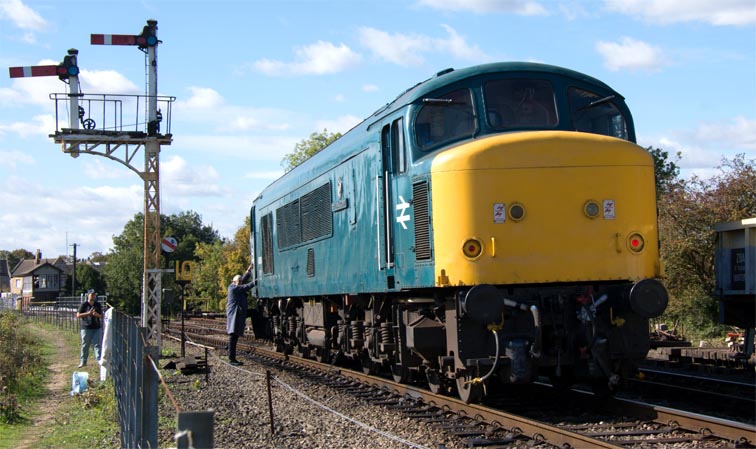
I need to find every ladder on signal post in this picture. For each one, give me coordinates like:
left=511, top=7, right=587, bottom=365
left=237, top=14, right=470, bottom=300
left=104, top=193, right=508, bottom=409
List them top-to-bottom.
left=8, top=19, right=173, bottom=349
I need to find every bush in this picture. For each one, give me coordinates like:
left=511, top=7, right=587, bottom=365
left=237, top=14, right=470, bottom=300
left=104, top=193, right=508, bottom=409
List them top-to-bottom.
left=0, top=311, right=44, bottom=423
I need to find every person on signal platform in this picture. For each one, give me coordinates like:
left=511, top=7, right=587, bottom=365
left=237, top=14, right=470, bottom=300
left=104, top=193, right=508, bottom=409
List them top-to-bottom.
left=226, top=264, right=255, bottom=366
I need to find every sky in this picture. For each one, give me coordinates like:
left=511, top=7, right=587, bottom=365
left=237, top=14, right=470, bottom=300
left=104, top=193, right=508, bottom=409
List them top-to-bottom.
left=0, top=0, right=754, bottom=260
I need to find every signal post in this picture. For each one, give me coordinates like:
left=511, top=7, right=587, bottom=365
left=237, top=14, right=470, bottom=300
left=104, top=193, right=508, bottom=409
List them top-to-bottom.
left=8, top=19, right=174, bottom=348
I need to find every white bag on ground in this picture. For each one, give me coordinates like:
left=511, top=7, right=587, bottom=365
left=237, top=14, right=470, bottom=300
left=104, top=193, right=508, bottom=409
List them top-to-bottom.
left=71, top=371, right=89, bottom=395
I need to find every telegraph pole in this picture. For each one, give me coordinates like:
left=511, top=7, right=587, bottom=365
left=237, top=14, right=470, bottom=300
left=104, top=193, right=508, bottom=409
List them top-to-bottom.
left=71, top=243, right=78, bottom=296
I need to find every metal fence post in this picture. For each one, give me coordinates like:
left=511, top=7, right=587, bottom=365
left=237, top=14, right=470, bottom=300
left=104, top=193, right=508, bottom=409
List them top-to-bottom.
left=143, top=345, right=159, bottom=448
left=176, top=411, right=214, bottom=449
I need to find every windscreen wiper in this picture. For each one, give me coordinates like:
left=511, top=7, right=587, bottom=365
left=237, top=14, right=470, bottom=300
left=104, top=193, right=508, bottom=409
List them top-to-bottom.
left=577, top=94, right=616, bottom=111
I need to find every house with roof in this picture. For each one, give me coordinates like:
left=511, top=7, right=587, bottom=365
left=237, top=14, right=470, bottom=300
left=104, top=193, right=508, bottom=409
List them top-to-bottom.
left=10, top=250, right=65, bottom=302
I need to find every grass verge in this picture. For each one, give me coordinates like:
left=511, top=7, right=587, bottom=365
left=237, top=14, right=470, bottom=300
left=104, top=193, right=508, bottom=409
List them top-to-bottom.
left=0, top=317, right=119, bottom=449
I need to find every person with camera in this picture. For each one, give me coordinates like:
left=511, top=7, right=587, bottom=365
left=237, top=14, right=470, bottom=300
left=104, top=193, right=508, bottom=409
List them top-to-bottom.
left=76, top=289, right=103, bottom=368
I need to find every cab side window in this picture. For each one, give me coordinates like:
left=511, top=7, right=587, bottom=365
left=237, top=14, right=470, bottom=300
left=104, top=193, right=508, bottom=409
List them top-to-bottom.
left=568, top=87, right=628, bottom=140
left=415, top=88, right=474, bottom=150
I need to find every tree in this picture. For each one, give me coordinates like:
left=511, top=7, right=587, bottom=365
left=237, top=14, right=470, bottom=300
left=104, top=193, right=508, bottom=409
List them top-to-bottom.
left=281, top=129, right=342, bottom=172
left=646, top=146, right=681, bottom=198
left=658, top=154, right=756, bottom=337
left=103, top=211, right=221, bottom=315
left=103, top=214, right=144, bottom=314
left=193, top=217, right=253, bottom=312
left=193, top=240, right=227, bottom=311
left=0, top=249, right=34, bottom=273
left=73, top=264, right=106, bottom=297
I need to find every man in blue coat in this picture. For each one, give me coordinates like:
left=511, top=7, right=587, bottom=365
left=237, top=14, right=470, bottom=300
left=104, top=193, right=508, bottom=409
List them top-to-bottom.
left=227, top=264, right=255, bottom=366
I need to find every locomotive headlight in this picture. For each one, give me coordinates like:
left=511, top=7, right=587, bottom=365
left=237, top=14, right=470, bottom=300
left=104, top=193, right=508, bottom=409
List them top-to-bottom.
left=584, top=200, right=600, bottom=219
left=508, top=203, right=526, bottom=222
left=627, top=233, right=645, bottom=253
left=462, top=238, right=483, bottom=259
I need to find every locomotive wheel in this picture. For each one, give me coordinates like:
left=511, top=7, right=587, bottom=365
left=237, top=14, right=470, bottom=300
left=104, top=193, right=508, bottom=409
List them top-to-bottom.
left=315, top=348, right=330, bottom=363
left=360, top=353, right=376, bottom=375
left=391, top=364, right=410, bottom=383
left=426, top=369, right=449, bottom=394
left=456, top=374, right=483, bottom=403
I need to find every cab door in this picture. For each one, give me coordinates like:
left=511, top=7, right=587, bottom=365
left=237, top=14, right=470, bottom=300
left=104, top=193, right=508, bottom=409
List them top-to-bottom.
left=379, top=116, right=412, bottom=290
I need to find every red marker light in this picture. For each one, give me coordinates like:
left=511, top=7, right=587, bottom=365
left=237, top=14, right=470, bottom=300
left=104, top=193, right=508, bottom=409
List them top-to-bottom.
left=628, top=233, right=644, bottom=253
left=462, top=238, right=483, bottom=259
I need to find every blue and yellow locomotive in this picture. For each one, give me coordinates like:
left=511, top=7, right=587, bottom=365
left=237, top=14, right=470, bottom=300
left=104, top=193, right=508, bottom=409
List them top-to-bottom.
left=250, top=62, right=668, bottom=402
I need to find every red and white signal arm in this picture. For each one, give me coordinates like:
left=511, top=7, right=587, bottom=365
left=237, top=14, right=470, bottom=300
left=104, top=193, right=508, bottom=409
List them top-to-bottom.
left=161, top=236, right=178, bottom=253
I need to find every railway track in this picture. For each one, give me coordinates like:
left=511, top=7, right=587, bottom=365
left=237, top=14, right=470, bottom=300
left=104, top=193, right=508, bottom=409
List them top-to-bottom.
left=165, top=319, right=756, bottom=448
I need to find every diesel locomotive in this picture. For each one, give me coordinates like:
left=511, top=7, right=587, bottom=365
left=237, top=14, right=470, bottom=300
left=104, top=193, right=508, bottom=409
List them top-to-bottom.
left=249, top=62, right=668, bottom=402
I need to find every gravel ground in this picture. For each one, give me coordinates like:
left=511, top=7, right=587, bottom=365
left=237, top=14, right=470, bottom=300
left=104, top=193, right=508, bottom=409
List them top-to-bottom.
left=157, top=341, right=475, bottom=449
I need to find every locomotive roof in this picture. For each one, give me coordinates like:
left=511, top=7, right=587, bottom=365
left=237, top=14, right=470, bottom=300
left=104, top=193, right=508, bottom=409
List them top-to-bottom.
left=371, top=61, right=619, bottom=120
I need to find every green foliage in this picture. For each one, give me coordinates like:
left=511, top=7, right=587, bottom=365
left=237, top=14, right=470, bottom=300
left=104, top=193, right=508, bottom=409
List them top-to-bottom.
left=281, top=128, right=342, bottom=172
left=646, top=146, right=681, bottom=198
left=658, top=154, right=756, bottom=339
left=104, top=211, right=221, bottom=315
left=103, top=214, right=145, bottom=315
left=192, top=217, right=254, bottom=312
left=193, top=240, right=227, bottom=311
left=0, top=249, right=34, bottom=274
left=66, top=264, right=107, bottom=297
left=0, top=311, right=44, bottom=424
left=35, top=380, right=119, bottom=448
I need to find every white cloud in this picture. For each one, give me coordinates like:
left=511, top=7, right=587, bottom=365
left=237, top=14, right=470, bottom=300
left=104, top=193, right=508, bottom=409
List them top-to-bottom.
left=0, top=0, right=47, bottom=31
left=417, top=0, right=547, bottom=15
left=603, top=0, right=756, bottom=26
left=359, top=25, right=491, bottom=66
left=438, top=25, right=492, bottom=62
left=358, top=27, right=430, bottom=66
left=595, top=36, right=666, bottom=71
left=254, top=41, right=362, bottom=76
left=3, top=64, right=62, bottom=107
left=79, top=69, right=141, bottom=95
left=362, top=84, right=379, bottom=93
left=174, top=86, right=295, bottom=132
left=179, top=86, right=224, bottom=110
left=0, top=114, right=54, bottom=138
left=313, top=115, right=363, bottom=135
left=640, top=116, right=756, bottom=173
left=694, top=116, right=756, bottom=151
left=173, top=134, right=298, bottom=162
left=0, top=149, right=34, bottom=170
left=161, top=155, right=228, bottom=198
left=82, top=158, right=131, bottom=180
left=0, top=176, right=143, bottom=255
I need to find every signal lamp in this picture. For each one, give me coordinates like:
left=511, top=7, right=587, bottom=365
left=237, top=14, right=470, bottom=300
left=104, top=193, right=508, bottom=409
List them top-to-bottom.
left=56, top=55, right=79, bottom=79
left=584, top=200, right=600, bottom=218
left=509, top=203, right=525, bottom=221
left=627, top=233, right=645, bottom=253
left=462, top=238, right=483, bottom=259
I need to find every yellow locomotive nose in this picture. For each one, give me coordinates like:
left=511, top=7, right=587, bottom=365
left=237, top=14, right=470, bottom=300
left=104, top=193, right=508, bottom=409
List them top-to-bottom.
left=430, top=131, right=661, bottom=287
